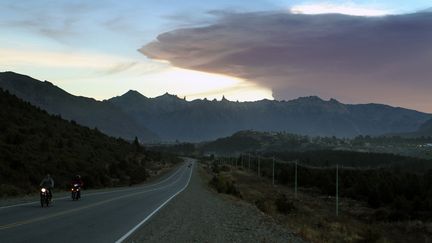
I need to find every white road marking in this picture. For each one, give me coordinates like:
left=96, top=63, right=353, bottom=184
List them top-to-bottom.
left=115, top=161, right=194, bottom=243
left=0, top=164, right=185, bottom=210
left=0, top=166, right=189, bottom=230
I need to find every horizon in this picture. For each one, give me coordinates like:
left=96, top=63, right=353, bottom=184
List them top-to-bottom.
left=1, top=1, right=431, bottom=112
left=3, top=70, right=429, bottom=114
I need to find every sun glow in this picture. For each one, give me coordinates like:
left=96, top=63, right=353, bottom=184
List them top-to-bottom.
left=0, top=47, right=272, bottom=102
left=134, top=67, right=274, bottom=102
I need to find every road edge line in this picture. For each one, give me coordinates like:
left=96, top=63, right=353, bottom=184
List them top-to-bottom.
left=115, top=162, right=194, bottom=243
left=0, top=163, right=185, bottom=210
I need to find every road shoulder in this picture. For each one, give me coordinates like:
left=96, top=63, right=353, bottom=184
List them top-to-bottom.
left=127, top=163, right=303, bottom=243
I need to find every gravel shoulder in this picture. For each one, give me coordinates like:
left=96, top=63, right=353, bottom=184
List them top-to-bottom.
left=128, top=164, right=303, bottom=243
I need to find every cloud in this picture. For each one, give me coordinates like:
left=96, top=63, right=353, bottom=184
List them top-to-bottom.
left=290, top=3, right=391, bottom=16
left=139, top=11, right=432, bottom=112
left=0, top=47, right=134, bottom=69
left=102, top=62, right=139, bottom=75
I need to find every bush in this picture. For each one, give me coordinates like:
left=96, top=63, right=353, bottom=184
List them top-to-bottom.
left=212, top=165, right=220, bottom=174
left=220, top=165, right=231, bottom=172
left=130, top=166, right=149, bottom=184
left=209, top=175, right=241, bottom=197
left=0, top=184, right=20, bottom=197
left=275, top=193, right=295, bottom=214
left=255, top=198, right=273, bottom=213
left=372, top=208, right=391, bottom=221
left=360, top=226, right=382, bottom=243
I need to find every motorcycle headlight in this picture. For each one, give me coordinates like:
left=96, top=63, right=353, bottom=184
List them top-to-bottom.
left=41, top=188, right=46, bottom=192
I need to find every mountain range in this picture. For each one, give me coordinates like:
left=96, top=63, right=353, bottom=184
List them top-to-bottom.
left=1, top=71, right=431, bottom=142
left=0, top=72, right=158, bottom=142
left=108, top=90, right=432, bottom=141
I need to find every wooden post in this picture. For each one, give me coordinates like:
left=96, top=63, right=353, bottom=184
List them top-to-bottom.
left=272, top=156, right=275, bottom=185
left=258, top=157, right=260, bottom=177
left=295, top=160, right=298, bottom=199
left=336, top=164, right=339, bottom=216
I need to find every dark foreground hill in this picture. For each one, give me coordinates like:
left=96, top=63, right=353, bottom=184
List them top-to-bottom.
left=0, top=72, right=158, bottom=142
left=0, top=88, right=177, bottom=197
left=109, top=90, right=431, bottom=142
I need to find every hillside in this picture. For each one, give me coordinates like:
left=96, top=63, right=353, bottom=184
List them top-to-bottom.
left=0, top=72, right=158, bottom=142
left=0, top=88, right=176, bottom=197
left=109, top=90, right=431, bottom=142
left=391, top=118, right=432, bottom=138
left=418, top=119, right=432, bottom=136
left=199, top=130, right=432, bottom=160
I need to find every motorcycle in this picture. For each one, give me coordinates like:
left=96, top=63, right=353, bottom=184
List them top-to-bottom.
left=71, top=184, right=81, bottom=200
left=40, top=187, right=51, bottom=207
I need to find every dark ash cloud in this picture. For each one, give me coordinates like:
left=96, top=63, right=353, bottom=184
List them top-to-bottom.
left=139, top=11, right=432, bottom=112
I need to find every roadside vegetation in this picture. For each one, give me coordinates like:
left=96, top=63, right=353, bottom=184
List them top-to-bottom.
left=0, top=89, right=181, bottom=197
left=200, top=130, right=432, bottom=159
left=203, top=160, right=432, bottom=242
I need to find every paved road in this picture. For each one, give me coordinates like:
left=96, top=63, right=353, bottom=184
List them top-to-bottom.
left=0, top=159, right=194, bottom=243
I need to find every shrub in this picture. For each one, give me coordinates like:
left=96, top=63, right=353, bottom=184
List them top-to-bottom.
left=220, top=165, right=231, bottom=172
left=209, top=174, right=241, bottom=197
left=0, top=184, right=20, bottom=197
left=275, top=193, right=295, bottom=214
left=255, top=198, right=273, bottom=213
left=372, top=208, right=391, bottom=221
left=360, top=226, right=382, bottom=243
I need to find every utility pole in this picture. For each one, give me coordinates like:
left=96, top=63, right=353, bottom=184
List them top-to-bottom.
left=248, top=153, right=251, bottom=170
left=272, top=156, right=275, bottom=186
left=258, top=157, right=260, bottom=177
left=295, top=160, right=298, bottom=199
left=336, top=164, right=339, bottom=217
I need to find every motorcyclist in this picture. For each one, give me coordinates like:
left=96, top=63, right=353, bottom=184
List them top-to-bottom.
left=39, top=174, right=54, bottom=201
left=71, top=175, right=84, bottom=198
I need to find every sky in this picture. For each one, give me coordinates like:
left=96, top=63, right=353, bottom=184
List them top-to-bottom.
left=0, top=0, right=431, bottom=112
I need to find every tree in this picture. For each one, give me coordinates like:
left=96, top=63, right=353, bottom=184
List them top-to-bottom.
left=133, top=136, right=142, bottom=153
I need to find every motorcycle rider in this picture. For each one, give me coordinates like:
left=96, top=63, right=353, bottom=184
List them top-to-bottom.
left=39, top=174, right=54, bottom=201
left=71, top=175, right=84, bottom=198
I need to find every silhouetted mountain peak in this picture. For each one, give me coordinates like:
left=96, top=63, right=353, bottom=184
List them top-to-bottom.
left=125, top=89, right=143, bottom=96
left=121, top=90, right=147, bottom=100
left=154, top=92, right=182, bottom=102
left=221, top=95, right=228, bottom=101
left=289, top=96, right=344, bottom=106
left=292, top=96, right=324, bottom=103
left=329, top=98, right=341, bottom=104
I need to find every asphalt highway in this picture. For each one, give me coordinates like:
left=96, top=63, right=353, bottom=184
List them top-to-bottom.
left=0, top=158, right=194, bottom=243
